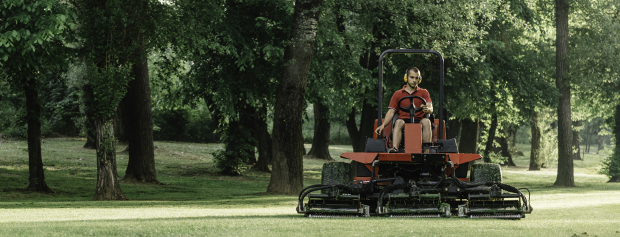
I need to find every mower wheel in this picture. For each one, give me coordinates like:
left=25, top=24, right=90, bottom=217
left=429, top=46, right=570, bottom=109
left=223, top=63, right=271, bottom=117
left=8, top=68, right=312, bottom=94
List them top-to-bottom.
left=349, top=161, right=359, bottom=179
left=321, top=162, right=351, bottom=186
left=471, top=163, right=503, bottom=183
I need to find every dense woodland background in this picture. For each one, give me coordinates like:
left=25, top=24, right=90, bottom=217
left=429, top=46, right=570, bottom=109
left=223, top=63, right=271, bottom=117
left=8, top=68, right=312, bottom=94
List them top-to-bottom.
left=1, top=0, right=620, bottom=197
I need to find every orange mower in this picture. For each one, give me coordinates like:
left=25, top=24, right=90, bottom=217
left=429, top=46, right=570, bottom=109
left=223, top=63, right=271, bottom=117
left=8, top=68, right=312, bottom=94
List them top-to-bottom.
left=296, top=49, right=533, bottom=219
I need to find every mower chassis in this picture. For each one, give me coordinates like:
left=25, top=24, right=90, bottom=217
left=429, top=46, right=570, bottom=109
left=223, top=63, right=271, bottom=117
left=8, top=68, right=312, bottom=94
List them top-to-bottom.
left=298, top=152, right=530, bottom=219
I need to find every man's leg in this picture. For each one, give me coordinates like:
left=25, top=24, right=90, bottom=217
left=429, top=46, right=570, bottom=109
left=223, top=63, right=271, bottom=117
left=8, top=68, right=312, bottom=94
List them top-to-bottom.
left=421, top=118, right=432, bottom=153
left=393, top=119, right=405, bottom=151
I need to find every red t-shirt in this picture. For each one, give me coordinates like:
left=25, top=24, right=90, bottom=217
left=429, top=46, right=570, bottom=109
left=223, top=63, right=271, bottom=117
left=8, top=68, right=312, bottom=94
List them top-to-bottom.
left=388, top=85, right=432, bottom=120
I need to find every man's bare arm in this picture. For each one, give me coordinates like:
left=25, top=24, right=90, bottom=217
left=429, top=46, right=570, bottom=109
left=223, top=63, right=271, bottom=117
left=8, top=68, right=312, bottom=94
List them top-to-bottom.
left=375, top=109, right=396, bottom=135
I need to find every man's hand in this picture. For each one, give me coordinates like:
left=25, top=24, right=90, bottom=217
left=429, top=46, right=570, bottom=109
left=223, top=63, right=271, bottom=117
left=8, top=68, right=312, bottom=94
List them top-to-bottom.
left=422, top=103, right=433, bottom=114
left=375, top=125, right=384, bottom=135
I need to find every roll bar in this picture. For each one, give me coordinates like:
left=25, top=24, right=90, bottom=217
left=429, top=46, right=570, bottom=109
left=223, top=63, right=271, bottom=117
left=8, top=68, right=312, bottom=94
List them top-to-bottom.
left=377, top=49, right=444, bottom=140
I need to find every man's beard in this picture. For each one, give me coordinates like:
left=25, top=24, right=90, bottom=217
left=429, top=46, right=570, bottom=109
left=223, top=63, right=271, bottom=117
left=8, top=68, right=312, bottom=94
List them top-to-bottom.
left=409, top=82, right=418, bottom=89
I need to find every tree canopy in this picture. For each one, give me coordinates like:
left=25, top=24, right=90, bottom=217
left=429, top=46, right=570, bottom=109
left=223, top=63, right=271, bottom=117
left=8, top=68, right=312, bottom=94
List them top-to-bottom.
left=3, top=0, right=620, bottom=193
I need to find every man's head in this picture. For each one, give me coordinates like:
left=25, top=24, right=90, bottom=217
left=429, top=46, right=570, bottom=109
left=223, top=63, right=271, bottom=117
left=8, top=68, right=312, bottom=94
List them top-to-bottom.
left=405, top=67, right=422, bottom=90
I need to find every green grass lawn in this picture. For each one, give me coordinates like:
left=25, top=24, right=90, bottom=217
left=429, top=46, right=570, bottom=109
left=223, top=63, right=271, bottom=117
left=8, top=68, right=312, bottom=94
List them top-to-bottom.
left=1, top=138, right=620, bottom=236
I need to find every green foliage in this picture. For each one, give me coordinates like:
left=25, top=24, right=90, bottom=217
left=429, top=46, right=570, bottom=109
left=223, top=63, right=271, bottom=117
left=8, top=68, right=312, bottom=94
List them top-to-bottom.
left=0, top=0, right=75, bottom=67
left=0, top=0, right=76, bottom=140
left=72, top=0, right=174, bottom=120
left=167, top=0, right=294, bottom=175
left=175, top=0, right=292, bottom=118
left=309, top=0, right=502, bottom=120
left=448, top=0, right=558, bottom=124
left=569, top=0, right=620, bottom=127
left=84, top=63, right=132, bottom=119
left=0, top=71, right=81, bottom=138
left=39, top=76, right=82, bottom=136
left=600, top=103, right=620, bottom=179
left=152, top=105, right=218, bottom=143
left=529, top=108, right=559, bottom=168
left=96, top=119, right=116, bottom=158
left=212, top=125, right=255, bottom=176
left=600, top=149, right=620, bottom=179
left=485, top=150, right=508, bottom=164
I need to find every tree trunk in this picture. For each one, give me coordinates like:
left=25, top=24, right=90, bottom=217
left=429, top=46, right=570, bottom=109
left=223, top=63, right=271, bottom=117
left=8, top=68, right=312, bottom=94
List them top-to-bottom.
left=267, top=0, right=322, bottom=194
left=554, top=0, right=574, bottom=187
left=122, top=42, right=159, bottom=184
left=23, top=77, right=53, bottom=193
left=82, top=84, right=97, bottom=149
left=204, top=95, right=223, bottom=140
left=114, top=99, right=128, bottom=144
left=346, top=101, right=377, bottom=152
left=306, top=102, right=332, bottom=160
left=238, top=105, right=258, bottom=165
left=251, top=107, right=272, bottom=172
left=345, top=107, right=361, bottom=151
left=483, top=109, right=498, bottom=163
left=445, top=111, right=461, bottom=142
left=529, top=111, right=543, bottom=170
left=93, top=118, right=126, bottom=200
left=458, top=118, right=479, bottom=154
left=572, top=120, right=581, bottom=160
left=583, top=122, right=592, bottom=153
left=499, top=125, right=516, bottom=167
left=597, top=135, right=605, bottom=154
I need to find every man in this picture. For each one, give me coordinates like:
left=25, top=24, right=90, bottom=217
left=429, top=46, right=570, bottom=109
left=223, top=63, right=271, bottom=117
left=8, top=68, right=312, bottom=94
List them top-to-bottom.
left=375, top=67, right=433, bottom=153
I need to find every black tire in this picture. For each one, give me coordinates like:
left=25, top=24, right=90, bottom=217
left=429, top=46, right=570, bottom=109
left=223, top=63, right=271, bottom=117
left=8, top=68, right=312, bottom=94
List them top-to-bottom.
left=349, top=161, right=358, bottom=180
left=321, top=162, right=351, bottom=186
left=454, top=162, right=469, bottom=178
left=470, top=163, right=502, bottom=183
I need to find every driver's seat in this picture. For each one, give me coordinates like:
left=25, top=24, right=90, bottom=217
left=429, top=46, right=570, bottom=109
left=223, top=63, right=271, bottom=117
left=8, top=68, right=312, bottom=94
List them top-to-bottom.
left=388, top=113, right=435, bottom=152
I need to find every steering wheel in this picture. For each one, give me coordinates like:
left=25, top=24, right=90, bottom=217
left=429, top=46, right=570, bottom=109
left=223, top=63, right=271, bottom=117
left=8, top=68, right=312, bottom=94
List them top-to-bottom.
left=398, top=95, right=427, bottom=122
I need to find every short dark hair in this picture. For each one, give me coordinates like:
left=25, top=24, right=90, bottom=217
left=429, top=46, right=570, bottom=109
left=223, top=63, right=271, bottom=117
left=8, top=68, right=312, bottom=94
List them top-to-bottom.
left=406, top=67, right=421, bottom=77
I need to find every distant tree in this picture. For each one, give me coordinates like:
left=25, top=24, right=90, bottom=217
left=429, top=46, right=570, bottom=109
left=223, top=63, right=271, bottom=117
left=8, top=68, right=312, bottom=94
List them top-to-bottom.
left=0, top=0, right=75, bottom=192
left=73, top=0, right=162, bottom=199
left=74, top=0, right=170, bottom=185
left=119, top=0, right=165, bottom=184
left=469, top=0, right=557, bottom=165
left=553, top=0, right=574, bottom=187
left=567, top=0, right=620, bottom=181
left=87, top=64, right=131, bottom=200
left=305, top=102, right=332, bottom=160
left=601, top=103, right=620, bottom=182
left=250, top=107, right=273, bottom=172
left=483, top=109, right=498, bottom=163
left=529, top=111, right=543, bottom=170
left=458, top=118, right=480, bottom=154
left=572, top=120, right=582, bottom=160
left=498, top=123, right=517, bottom=166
